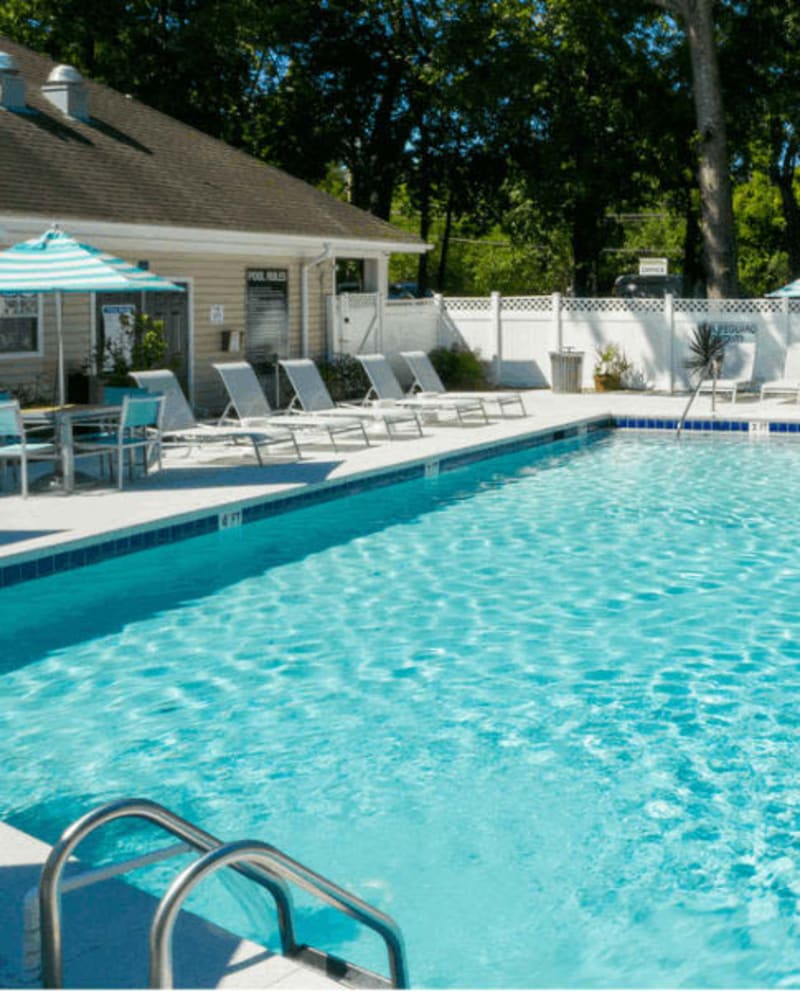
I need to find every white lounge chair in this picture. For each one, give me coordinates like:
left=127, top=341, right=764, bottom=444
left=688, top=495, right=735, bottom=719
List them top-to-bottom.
left=695, top=337, right=757, bottom=404
left=760, top=340, right=800, bottom=403
left=400, top=350, right=526, bottom=416
left=357, top=353, right=489, bottom=425
left=279, top=359, right=424, bottom=440
left=213, top=361, right=380, bottom=451
left=131, top=369, right=300, bottom=463
left=0, top=400, right=57, bottom=498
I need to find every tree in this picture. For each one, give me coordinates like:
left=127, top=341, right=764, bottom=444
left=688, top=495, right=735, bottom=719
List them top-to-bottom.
left=0, top=0, right=282, bottom=146
left=650, top=0, right=739, bottom=297
left=724, top=2, right=800, bottom=283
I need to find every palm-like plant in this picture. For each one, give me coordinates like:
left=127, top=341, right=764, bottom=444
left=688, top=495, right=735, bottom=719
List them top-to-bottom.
left=684, top=321, right=730, bottom=416
left=685, top=322, right=728, bottom=379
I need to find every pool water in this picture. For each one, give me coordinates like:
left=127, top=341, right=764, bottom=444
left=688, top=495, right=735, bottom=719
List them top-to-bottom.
left=4, top=432, right=800, bottom=988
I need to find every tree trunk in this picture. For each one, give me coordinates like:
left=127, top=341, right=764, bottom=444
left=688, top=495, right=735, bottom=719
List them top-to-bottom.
left=657, top=0, right=739, bottom=297
left=416, top=132, right=431, bottom=294
left=771, top=137, right=800, bottom=279
left=682, top=192, right=704, bottom=297
left=437, top=195, right=454, bottom=291
left=571, top=199, right=603, bottom=297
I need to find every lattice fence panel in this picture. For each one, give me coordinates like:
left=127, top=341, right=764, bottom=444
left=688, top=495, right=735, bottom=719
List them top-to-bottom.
left=502, top=296, right=553, bottom=312
left=443, top=297, right=492, bottom=312
left=562, top=297, right=665, bottom=314
left=674, top=298, right=785, bottom=315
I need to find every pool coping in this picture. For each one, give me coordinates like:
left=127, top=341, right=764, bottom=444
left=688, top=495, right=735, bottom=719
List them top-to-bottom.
left=3, top=408, right=800, bottom=589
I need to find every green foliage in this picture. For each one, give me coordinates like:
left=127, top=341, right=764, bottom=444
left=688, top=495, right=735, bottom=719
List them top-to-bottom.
left=6, top=0, right=800, bottom=295
left=734, top=170, right=791, bottom=296
left=87, top=312, right=169, bottom=386
left=123, top=312, right=168, bottom=371
left=685, top=323, right=727, bottom=377
left=593, top=343, right=632, bottom=380
left=428, top=346, right=487, bottom=390
left=316, top=354, right=370, bottom=402
left=0, top=375, right=51, bottom=407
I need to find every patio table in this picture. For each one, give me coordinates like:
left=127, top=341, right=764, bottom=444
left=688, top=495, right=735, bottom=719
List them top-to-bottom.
left=23, top=404, right=121, bottom=493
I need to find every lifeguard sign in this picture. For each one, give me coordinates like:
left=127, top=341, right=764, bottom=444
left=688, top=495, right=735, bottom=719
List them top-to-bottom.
left=639, top=258, right=669, bottom=276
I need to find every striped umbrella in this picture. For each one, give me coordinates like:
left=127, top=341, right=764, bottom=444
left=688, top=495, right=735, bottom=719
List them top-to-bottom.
left=0, top=227, right=183, bottom=405
left=767, top=278, right=800, bottom=297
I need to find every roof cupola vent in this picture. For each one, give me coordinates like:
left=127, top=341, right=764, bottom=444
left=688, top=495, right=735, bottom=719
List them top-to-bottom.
left=0, top=52, right=27, bottom=112
left=41, top=63, right=88, bottom=121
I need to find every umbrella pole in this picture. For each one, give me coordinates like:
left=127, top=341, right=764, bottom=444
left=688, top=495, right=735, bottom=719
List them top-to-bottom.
left=56, top=290, right=65, bottom=407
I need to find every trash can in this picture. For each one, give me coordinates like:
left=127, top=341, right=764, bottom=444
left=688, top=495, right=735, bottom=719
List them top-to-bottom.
left=549, top=349, right=584, bottom=393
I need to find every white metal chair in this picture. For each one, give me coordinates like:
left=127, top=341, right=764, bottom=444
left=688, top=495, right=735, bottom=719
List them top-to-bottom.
left=695, top=337, right=758, bottom=404
left=760, top=340, right=800, bottom=403
left=400, top=350, right=526, bottom=416
left=357, top=354, right=489, bottom=425
left=280, top=359, right=423, bottom=441
left=212, top=360, right=384, bottom=450
left=132, top=369, right=300, bottom=462
left=73, top=393, right=165, bottom=490
left=0, top=400, right=57, bottom=498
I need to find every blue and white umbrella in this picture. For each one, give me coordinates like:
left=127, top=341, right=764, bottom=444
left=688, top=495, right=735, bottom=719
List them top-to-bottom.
left=0, top=227, right=183, bottom=404
left=767, top=278, right=800, bottom=297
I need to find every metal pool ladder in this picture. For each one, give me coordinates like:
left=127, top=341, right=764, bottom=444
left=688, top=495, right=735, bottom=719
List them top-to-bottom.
left=35, top=797, right=409, bottom=989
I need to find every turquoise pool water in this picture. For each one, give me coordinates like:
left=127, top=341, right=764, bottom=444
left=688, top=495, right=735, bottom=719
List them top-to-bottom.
left=4, top=432, right=800, bottom=988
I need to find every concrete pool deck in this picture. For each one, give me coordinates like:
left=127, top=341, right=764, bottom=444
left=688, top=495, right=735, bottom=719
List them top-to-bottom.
left=3, top=385, right=800, bottom=989
left=3, top=387, right=800, bottom=573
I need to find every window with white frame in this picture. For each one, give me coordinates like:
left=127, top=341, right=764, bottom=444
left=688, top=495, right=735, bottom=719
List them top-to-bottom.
left=0, top=294, right=39, bottom=354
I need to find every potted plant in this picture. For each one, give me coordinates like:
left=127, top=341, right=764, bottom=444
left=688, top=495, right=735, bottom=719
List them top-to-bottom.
left=85, top=312, right=169, bottom=402
left=593, top=343, right=632, bottom=391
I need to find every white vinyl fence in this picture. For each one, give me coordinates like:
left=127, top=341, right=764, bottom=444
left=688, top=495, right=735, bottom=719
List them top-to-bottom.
left=327, top=291, right=800, bottom=392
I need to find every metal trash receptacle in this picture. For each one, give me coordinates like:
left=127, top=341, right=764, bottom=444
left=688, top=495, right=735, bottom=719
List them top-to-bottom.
left=549, top=349, right=584, bottom=393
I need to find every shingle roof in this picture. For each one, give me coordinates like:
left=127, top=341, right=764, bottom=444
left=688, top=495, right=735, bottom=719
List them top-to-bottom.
left=0, top=38, right=422, bottom=246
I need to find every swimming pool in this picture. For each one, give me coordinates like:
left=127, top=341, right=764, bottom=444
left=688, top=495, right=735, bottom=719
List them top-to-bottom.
left=4, top=431, right=800, bottom=988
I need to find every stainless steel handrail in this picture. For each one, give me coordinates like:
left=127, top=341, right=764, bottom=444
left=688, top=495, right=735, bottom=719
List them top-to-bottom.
left=676, top=361, right=718, bottom=438
left=38, top=797, right=296, bottom=988
left=149, top=839, right=409, bottom=989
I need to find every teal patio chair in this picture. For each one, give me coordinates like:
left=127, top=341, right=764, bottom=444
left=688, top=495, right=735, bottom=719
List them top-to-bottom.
left=73, top=393, right=166, bottom=490
left=0, top=400, right=57, bottom=498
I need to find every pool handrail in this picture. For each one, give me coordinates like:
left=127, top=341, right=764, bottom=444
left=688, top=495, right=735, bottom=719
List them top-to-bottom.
left=677, top=360, right=718, bottom=438
left=38, top=797, right=297, bottom=988
left=149, top=839, right=409, bottom=989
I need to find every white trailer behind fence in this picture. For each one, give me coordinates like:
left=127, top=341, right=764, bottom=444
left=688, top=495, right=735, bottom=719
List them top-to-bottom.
left=326, top=291, right=800, bottom=392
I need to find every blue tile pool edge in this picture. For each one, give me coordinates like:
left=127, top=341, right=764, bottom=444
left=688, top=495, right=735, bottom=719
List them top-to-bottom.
left=4, top=411, right=799, bottom=589
left=0, top=418, right=607, bottom=588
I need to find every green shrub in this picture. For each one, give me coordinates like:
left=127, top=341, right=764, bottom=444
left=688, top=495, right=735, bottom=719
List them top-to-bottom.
left=428, top=346, right=488, bottom=390
left=317, top=354, right=370, bottom=402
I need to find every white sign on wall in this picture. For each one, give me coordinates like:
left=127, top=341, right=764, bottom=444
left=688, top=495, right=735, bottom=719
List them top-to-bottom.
left=101, top=304, right=136, bottom=367
left=209, top=304, right=225, bottom=324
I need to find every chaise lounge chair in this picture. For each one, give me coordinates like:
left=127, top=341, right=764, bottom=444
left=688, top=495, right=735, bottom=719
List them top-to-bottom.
left=695, top=337, right=758, bottom=404
left=760, top=340, right=800, bottom=404
left=400, top=350, right=527, bottom=416
left=356, top=354, right=489, bottom=425
left=279, top=359, right=424, bottom=440
left=213, top=360, right=382, bottom=451
left=131, top=369, right=300, bottom=463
